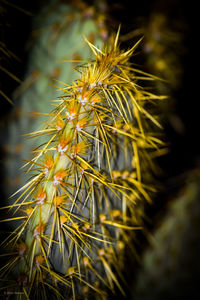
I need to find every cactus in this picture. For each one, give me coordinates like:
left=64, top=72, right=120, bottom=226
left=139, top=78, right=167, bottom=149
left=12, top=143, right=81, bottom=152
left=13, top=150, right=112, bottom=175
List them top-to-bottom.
left=2, top=0, right=108, bottom=199
left=0, top=1, right=166, bottom=299
left=122, top=8, right=184, bottom=134
left=140, top=12, right=184, bottom=133
left=141, top=13, right=183, bottom=89
left=133, top=168, right=200, bottom=300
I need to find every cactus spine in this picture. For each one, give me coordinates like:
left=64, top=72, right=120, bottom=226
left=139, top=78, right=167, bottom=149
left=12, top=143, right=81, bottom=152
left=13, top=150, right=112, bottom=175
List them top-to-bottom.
left=3, top=0, right=106, bottom=198
left=0, top=14, right=165, bottom=300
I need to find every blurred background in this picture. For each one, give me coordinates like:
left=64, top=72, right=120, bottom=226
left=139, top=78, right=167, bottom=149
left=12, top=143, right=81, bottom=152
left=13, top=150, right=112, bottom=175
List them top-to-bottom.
left=0, top=0, right=197, bottom=299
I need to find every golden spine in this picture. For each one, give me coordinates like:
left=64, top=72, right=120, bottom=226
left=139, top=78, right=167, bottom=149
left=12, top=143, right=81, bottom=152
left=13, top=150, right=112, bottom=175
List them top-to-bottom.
left=0, top=31, right=165, bottom=299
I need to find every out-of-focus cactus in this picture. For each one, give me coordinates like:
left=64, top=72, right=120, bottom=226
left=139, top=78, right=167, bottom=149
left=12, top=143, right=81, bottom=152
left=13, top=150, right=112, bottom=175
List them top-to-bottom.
left=0, top=3, right=166, bottom=298
left=122, top=9, right=184, bottom=135
left=141, top=13, right=183, bottom=89
left=133, top=168, right=200, bottom=300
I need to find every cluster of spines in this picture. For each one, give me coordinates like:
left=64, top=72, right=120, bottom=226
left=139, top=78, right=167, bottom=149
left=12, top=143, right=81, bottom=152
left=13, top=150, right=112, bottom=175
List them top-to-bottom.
left=2, top=0, right=109, bottom=197
left=0, top=31, right=165, bottom=299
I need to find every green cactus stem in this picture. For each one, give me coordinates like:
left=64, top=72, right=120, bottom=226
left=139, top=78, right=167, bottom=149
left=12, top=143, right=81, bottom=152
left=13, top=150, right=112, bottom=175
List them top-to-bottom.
left=0, top=7, right=165, bottom=299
